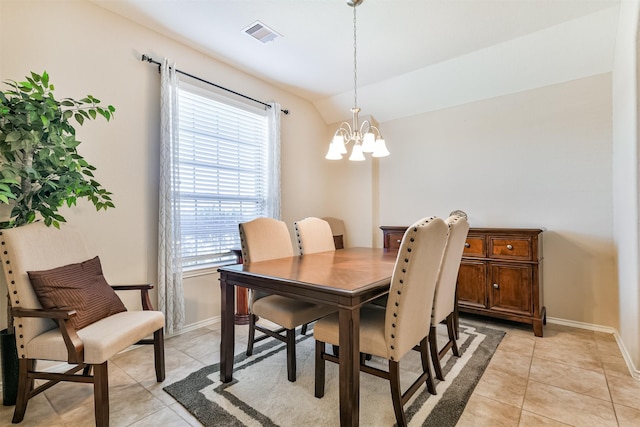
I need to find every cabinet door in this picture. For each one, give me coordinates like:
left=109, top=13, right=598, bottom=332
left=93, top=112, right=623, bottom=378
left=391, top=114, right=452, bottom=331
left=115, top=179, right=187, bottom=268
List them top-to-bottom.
left=457, top=260, right=487, bottom=309
left=488, top=263, right=533, bottom=316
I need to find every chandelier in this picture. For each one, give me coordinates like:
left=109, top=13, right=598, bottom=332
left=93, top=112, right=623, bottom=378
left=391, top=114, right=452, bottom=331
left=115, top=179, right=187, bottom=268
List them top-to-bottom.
left=325, top=0, right=390, bottom=161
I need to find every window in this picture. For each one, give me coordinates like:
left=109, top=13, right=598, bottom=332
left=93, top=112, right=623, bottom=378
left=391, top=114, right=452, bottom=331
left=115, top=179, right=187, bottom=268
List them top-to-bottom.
left=177, top=84, right=270, bottom=269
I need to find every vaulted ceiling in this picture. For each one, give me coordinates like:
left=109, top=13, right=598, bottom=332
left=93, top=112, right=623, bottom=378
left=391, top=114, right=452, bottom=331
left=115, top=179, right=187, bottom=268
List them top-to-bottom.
left=92, top=0, right=621, bottom=124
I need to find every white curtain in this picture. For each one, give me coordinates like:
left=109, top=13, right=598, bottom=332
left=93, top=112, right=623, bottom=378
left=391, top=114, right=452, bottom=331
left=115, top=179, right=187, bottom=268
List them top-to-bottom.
left=158, top=58, right=185, bottom=334
left=266, top=102, right=282, bottom=219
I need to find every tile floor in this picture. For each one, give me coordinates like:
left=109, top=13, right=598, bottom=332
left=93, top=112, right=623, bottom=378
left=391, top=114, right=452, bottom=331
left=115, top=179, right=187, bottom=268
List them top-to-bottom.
left=1, top=316, right=640, bottom=426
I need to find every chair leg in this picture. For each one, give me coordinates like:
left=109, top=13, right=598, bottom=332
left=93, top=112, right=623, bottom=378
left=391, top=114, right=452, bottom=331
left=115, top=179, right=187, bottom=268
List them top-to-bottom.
left=454, top=285, right=460, bottom=340
left=447, top=313, right=460, bottom=357
left=246, top=314, right=257, bottom=356
left=301, top=323, right=308, bottom=335
left=429, top=325, right=444, bottom=381
left=154, top=328, right=166, bottom=382
left=286, top=328, right=296, bottom=382
left=420, top=336, right=436, bottom=395
left=315, top=340, right=325, bottom=398
left=12, top=359, right=34, bottom=423
left=389, top=360, right=407, bottom=427
left=93, top=362, right=109, bottom=427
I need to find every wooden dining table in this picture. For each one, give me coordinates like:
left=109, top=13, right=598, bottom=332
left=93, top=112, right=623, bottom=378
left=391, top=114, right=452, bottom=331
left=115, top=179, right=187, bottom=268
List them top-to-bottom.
left=218, top=247, right=398, bottom=426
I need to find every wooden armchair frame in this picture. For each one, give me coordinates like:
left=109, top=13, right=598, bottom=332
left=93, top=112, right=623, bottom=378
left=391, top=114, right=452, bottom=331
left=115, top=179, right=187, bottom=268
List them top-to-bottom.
left=11, top=284, right=165, bottom=427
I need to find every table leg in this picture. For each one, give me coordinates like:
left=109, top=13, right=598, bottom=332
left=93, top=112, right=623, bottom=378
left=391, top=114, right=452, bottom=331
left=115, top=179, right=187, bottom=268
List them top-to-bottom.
left=220, top=274, right=236, bottom=382
left=339, top=306, right=360, bottom=427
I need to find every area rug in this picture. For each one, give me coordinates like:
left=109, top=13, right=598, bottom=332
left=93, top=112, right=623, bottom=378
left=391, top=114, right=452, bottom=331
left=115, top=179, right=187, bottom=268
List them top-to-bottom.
left=164, top=322, right=504, bottom=426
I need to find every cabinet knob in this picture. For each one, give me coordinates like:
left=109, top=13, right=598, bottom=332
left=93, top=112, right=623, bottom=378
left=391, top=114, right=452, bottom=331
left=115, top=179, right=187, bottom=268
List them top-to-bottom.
left=397, top=239, right=402, bottom=243
left=464, top=242, right=470, bottom=248
left=506, top=244, right=513, bottom=250
left=492, top=283, right=499, bottom=289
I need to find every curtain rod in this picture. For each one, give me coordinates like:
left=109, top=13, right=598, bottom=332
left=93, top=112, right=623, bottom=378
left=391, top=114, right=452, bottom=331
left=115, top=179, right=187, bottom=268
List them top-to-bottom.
left=141, top=54, right=289, bottom=115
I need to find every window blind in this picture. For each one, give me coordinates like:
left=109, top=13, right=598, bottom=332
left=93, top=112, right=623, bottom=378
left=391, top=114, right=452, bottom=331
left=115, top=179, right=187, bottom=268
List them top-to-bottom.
left=178, top=86, right=268, bottom=268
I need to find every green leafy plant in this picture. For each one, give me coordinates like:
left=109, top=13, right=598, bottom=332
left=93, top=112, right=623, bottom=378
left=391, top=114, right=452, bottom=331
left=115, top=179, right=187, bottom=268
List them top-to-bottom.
left=0, top=71, right=115, bottom=229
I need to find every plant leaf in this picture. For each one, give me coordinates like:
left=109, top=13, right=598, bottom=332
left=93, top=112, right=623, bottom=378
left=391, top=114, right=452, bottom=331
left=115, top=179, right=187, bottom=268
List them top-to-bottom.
left=5, top=131, right=21, bottom=142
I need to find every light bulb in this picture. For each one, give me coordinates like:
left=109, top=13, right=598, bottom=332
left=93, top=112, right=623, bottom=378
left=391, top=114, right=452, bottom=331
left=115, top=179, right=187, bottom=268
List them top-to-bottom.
left=372, top=138, right=390, bottom=157
left=349, top=144, right=366, bottom=161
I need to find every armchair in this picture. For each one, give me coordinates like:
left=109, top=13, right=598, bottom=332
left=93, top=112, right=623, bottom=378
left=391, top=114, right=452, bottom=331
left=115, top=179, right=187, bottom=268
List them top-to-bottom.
left=1, top=222, right=165, bottom=427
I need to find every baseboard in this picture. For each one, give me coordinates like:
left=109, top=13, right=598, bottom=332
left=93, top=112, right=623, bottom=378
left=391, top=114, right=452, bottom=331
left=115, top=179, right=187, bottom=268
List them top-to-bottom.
left=167, top=315, right=221, bottom=338
left=546, top=316, right=617, bottom=334
left=547, top=316, right=640, bottom=380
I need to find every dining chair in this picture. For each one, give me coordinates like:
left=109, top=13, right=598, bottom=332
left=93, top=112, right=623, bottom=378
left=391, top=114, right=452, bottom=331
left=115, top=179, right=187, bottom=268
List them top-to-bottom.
left=447, top=209, right=468, bottom=339
left=429, top=214, right=470, bottom=380
left=313, top=216, right=449, bottom=427
left=321, top=216, right=346, bottom=249
left=240, top=217, right=336, bottom=382
left=293, top=217, right=336, bottom=335
left=294, top=217, right=335, bottom=254
left=1, top=222, right=165, bottom=427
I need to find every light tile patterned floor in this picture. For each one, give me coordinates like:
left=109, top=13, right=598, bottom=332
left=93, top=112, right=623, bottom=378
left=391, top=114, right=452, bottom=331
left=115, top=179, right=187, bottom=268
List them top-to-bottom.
left=1, top=316, right=639, bottom=426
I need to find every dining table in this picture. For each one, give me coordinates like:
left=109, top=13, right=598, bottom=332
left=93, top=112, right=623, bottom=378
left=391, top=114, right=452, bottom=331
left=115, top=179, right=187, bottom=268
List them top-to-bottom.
left=218, top=247, right=398, bottom=427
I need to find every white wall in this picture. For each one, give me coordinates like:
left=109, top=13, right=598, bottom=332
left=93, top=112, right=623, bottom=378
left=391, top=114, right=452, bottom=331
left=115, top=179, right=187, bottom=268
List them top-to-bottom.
left=0, top=0, right=330, bottom=328
left=612, top=0, right=640, bottom=370
left=367, top=74, right=617, bottom=328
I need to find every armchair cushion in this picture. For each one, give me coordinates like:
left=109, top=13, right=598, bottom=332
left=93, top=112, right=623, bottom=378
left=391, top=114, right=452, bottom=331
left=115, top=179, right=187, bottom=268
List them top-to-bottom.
left=28, top=256, right=127, bottom=330
left=25, top=310, right=165, bottom=364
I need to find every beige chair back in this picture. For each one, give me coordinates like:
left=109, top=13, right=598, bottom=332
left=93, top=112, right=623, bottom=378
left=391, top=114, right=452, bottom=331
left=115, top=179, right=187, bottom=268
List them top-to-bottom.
left=431, top=215, right=470, bottom=324
left=384, top=216, right=448, bottom=361
left=239, top=217, right=294, bottom=263
left=294, top=217, right=335, bottom=254
left=321, top=217, right=346, bottom=249
left=0, top=222, right=93, bottom=358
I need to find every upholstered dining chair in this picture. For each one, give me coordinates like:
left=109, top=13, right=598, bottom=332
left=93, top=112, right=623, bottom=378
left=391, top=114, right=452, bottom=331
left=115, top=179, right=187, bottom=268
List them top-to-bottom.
left=429, top=214, right=470, bottom=380
left=313, top=216, right=449, bottom=427
left=321, top=216, right=346, bottom=249
left=240, top=217, right=336, bottom=382
left=293, top=217, right=336, bottom=335
left=294, top=217, right=335, bottom=254
left=1, top=222, right=165, bottom=427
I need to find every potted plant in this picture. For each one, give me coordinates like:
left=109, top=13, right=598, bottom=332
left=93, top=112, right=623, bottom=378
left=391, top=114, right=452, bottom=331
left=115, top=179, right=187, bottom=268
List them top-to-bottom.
left=0, top=71, right=115, bottom=405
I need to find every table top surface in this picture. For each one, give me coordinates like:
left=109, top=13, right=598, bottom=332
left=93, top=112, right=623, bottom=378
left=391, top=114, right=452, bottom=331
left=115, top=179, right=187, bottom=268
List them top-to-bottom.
left=219, top=247, right=398, bottom=295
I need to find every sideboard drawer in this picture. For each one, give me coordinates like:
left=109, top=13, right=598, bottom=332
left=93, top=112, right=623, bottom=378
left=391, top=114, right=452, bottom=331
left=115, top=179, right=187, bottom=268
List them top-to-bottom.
left=386, top=232, right=405, bottom=251
left=463, top=236, right=485, bottom=258
left=489, top=237, right=532, bottom=261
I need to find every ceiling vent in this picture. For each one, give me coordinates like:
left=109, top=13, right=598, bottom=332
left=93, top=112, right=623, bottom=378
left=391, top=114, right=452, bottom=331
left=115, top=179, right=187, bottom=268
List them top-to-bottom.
left=242, top=21, right=281, bottom=44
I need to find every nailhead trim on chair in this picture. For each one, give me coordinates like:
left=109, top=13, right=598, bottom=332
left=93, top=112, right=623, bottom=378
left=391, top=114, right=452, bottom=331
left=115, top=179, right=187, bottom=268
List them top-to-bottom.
left=387, top=216, right=437, bottom=360
left=294, top=222, right=303, bottom=254
left=238, top=226, right=250, bottom=263
left=0, top=230, right=28, bottom=358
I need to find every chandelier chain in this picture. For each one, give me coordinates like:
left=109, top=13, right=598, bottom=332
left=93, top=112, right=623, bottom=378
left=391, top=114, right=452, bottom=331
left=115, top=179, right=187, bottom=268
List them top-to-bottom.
left=324, top=0, right=390, bottom=161
left=353, top=4, right=357, bottom=109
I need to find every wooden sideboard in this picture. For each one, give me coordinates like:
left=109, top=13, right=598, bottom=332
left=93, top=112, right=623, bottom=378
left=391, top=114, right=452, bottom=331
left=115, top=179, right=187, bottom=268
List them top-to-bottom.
left=381, top=226, right=546, bottom=337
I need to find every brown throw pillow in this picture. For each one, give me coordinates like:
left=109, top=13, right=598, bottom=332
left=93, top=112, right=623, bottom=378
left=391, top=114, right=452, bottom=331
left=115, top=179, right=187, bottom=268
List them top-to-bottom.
left=28, top=256, right=127, bottom=330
